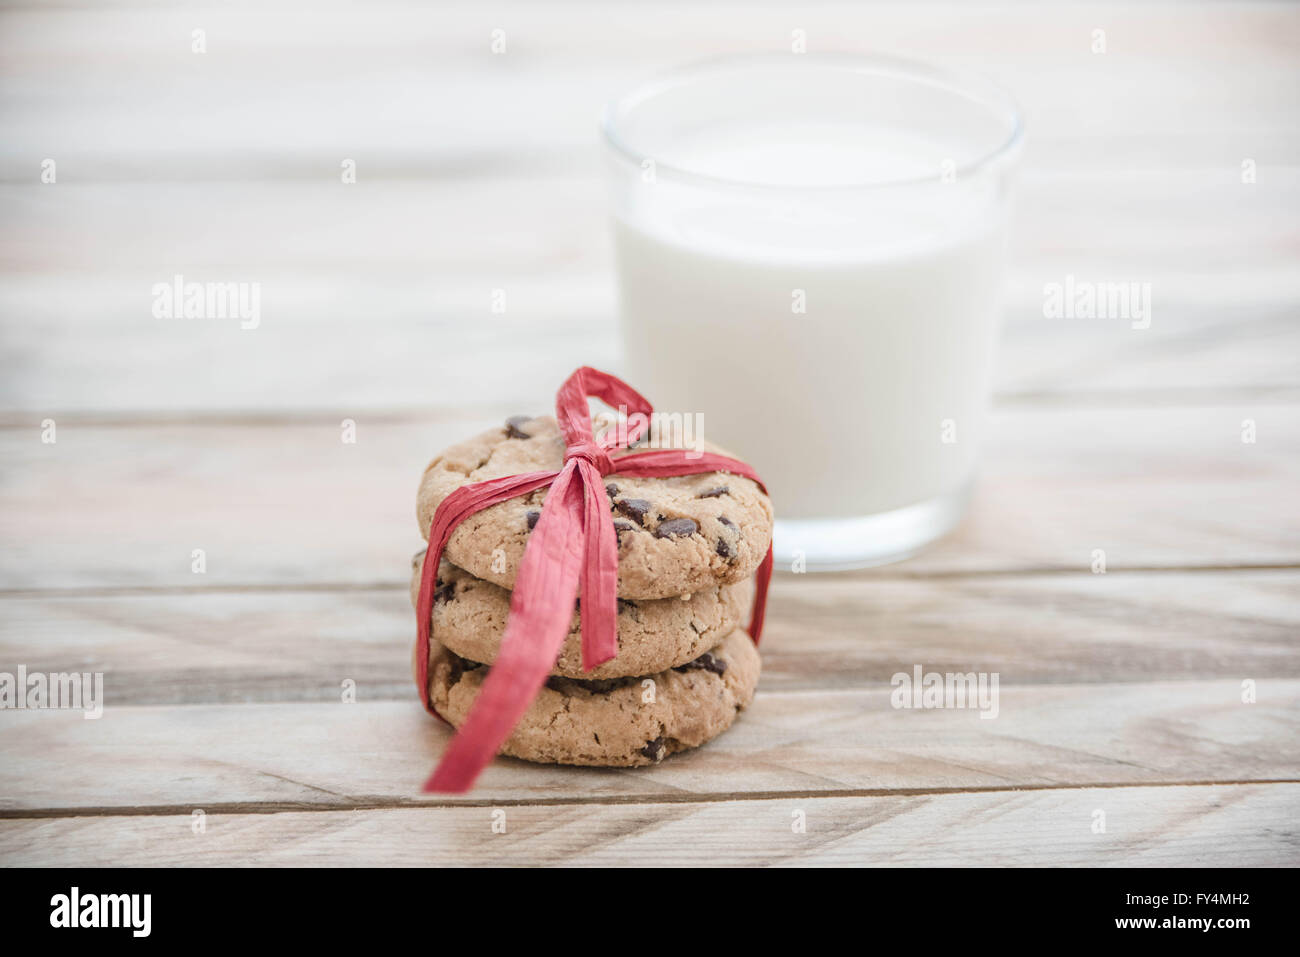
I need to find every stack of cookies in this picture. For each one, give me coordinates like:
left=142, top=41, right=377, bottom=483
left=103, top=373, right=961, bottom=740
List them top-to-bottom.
left=410, top=413, right=775, bottom=767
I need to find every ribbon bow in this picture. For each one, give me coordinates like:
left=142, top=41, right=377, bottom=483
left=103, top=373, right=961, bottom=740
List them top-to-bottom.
left=416, top=367, right=772, bottom=792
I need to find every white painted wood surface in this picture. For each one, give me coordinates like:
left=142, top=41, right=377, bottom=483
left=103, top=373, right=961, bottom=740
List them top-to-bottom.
left=0, top=1, right=1297, bottom=866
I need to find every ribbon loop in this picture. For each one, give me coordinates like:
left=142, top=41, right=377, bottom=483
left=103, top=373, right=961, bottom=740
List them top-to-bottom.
left=555, top=366, right=655, bottom=456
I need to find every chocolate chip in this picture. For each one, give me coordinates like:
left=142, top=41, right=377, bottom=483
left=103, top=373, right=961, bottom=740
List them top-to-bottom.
left=504, top=415, right=532, bottom=439
left=605, top=483, right=620, bottom=498
left=698, top=486, right=729, bottom=499
left=614, top=498, right=652, bottom=526
left=526, top=509, right=540, bottom=530
left=715, top=516, right=738, bottom=559
left=655, top=517, right=698, bottom=539
left=612, top=519, right=635, bottom=533
left=434, top=579, right=455, bottom=604
left=447, top=653, right=483, bottom=685
left=674, top=653, right=727, bottom=676
left=545, top=672, right=637, bottom=695
left=586, top=677, right=630, bottom=694
left=639, top=737, right=665, bottom=760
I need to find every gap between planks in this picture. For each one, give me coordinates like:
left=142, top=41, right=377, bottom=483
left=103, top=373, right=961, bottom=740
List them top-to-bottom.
left=2, top=561, right=1297, bottom=600
left=4, top=778, right=1298, bottom=822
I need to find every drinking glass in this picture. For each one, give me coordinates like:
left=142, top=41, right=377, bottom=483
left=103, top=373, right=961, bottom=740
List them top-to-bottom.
left=602, top=53, right=1023, bottom=568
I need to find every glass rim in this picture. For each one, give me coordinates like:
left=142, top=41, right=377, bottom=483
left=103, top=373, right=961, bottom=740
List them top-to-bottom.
left=600, top=51, right=1025, bottom=193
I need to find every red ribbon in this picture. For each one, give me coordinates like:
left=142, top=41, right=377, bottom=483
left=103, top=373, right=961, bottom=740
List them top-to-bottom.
left=415, top=366, right=773, bottom=793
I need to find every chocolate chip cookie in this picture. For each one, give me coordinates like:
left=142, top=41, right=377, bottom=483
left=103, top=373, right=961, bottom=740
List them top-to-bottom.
left=415, top=414, right=773, bottom=600
left=411, top=552, right=751, bottom=679
left=420, top=628, right=761, bottom=767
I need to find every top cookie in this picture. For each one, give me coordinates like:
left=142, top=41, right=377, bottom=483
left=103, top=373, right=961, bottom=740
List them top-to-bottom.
left=415, top=414, right=773, bottom=600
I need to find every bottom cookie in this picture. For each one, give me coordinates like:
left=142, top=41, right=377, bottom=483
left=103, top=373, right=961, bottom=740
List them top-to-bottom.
left=422, top=628, right=761, bottom=767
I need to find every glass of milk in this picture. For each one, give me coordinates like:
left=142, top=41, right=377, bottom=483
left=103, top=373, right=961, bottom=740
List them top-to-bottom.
left=602, top=53, right=1023, bottom=569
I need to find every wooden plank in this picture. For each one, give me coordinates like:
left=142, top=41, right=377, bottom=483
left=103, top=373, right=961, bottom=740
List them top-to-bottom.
left=1, top=3, right=1296, bottom=174
left=0, top=12, right=1295, bottom=417
left=0, top=167, right=1295, bottom=413
left=7, top=170, right=1294, bottom=277
left=0, top=267, right=622, bottom=416
left=4, top=269, right=1293, bottom=416
left=1, top=404, right=1296, bottom=589
left=1, top=569, right=1297, bottom=706
left=0, top=681, right=1295, bottom=811
left=1, top=783, right=1295, bottom=866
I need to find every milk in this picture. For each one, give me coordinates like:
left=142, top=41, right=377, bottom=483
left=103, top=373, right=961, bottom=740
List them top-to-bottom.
left=604, top=57, right=1020, bottom=565
left=613, top=126, right=1009, bottom=522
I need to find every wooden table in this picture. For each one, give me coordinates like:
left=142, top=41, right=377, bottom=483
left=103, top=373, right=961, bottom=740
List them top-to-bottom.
left=1, top=2, right=1297, bottom=866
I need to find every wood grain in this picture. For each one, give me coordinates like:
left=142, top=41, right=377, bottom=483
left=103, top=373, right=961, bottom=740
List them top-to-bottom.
left=0, top=0, right=1296, bottom=867
left=2, top=2, right=1296, bottom=175
left=1, top=3, right=1296, bottom=417
left=1, top=171, right=1296, bottom=415
left=1, top=404, right=1295, bottom=591
left=1, top=569, right=1297, bottom=706
left=1, top=681, right=1295, bottom=811
left=2, top=783, right=1295, bottom=866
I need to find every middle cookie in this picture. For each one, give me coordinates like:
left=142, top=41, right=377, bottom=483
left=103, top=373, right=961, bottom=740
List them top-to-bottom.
left=411, top=552, right=749, bottom=680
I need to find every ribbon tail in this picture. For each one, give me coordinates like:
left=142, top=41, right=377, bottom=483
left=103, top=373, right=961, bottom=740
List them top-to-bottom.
left=577, top=460, right=619, bottom=671
left=424, top=464, right=586, bottom=793
left=416, top=470, right=558, bottom=716
left=414, top=531, right=442, bottom=715
left=746, top=543, right=774, bottom=645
